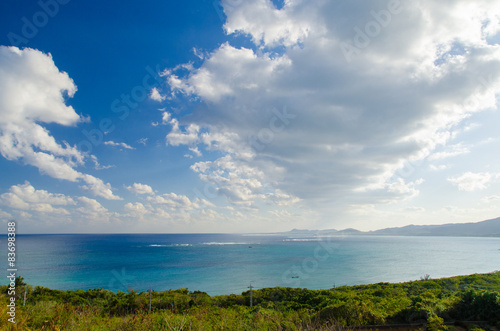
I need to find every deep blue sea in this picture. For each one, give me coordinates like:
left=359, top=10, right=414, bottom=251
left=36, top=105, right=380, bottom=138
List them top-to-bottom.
left=1, top=234, right=499, bottom=295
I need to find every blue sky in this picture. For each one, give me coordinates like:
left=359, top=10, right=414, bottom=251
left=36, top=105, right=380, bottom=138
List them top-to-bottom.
left=0, top=0, right=499, bottom=233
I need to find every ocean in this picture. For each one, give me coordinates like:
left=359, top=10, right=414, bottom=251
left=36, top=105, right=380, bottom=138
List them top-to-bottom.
left=2, top=234, right=499, bottom=295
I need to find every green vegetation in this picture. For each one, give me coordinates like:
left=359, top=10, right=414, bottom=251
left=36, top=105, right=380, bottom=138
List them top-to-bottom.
left=1, top=272, right=499, bottom=330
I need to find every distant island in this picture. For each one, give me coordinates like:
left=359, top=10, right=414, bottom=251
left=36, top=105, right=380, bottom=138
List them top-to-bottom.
left=282, top=216, right=500, bottom=237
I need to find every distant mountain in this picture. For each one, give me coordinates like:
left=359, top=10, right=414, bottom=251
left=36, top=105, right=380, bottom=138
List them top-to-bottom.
left=282, top=217, right=500, bottom=237
left=369, top=217, right=500, bottom=237
left=336, top=228, right=363, bottom=235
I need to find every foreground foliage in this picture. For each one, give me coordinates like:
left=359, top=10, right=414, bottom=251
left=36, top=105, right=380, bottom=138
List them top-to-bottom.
left=1, top=272, right=499, bottom=330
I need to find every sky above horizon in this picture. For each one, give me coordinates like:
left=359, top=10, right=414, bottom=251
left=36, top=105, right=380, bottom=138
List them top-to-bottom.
left=0, top=0, right=499, bottom=234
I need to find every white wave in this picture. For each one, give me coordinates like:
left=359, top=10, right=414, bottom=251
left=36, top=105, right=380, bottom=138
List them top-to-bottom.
left=283, top=238, right=321, bottom=242
left=201, top=242, right=253, bottom=245
left=148, top=244, right=192, bottom=247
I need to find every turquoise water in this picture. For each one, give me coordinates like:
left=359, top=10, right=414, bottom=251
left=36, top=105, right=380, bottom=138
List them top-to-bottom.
left=1, top=234, right=499, bottom=295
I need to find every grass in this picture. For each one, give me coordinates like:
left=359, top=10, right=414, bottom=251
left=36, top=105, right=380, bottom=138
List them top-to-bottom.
left=0, top=272, right=499, bottom=330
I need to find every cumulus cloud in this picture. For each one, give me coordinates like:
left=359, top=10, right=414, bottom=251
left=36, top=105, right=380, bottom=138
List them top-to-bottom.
left=159, top=0, right=500, bottom=214
left=222, top=0, right=313, bottom=47
left=165, top=43, right=291, bottom=102
left=0, top=46, right=121, bottom=200
left=0, top=47, right=82, bottom=172
left=149, top=87, right=166, bottom=102
left=163, top=113, right=291, bottom=207
left=166, top=119, right=200, bottom=146
left=201, top=130, right=255, bottom=159
left=189, top=146, right=202, bottom=157
left=190, top=154, right=296, bottom=208
left=448, top=172, right=494, bottom=191
left=79, top=174, right=121, bottom=200
left=0, top=181, right=74, bottom=214
left=0, top=182, right=117, bottom=229
left=126, top=183, right=154, bottom=195
left=120, top=191, right=218, bottom=225
left=147, top=192, right=199, bottom=211
left=76, top=196, right=108, bottom=215
left=124, top=202, right=148, bottom=214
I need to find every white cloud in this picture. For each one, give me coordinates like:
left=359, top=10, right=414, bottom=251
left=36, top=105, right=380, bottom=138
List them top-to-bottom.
left=160, top=0, right=500, bottom=215
left=222, top=0, right=313, bottom=47
left=164, top=43, right=292, bottom=102
left=0, top=46, right=121, bottom=200
left=0, top=47, right=82, bottom=176
left=0, top=47, right=80, bottom=126
left=192, top=47, right=205, bottom=60
left=149, top=87, right=166, bottom=102
left=161, top=112, right=171, bottom=125
left=166, top=119, right=200, bottom=146
left=165, top=121, right=289, bottom=207
left=201, top=130, right=254, bottom=159
left=137, top=138, right=149, bottom=146
left=104, top=141, right=135, bottom=150
left=428, top=144, right=470, bottom=160
left=189, top=146, right=202, bottom=157
left=191, top=154, right=275, bottom=207
left=90, top=155, right=114, bottom=170
left=430, top=164, right=449, bottom=171
left=448, top=172, right=494, bottom=191
left=80, top=174, right=122, bottom=200
left=355, top=178, right=424, bottom=204
left=387, top=178, right=423, bottom=196
left=0, top=181, right=74, bottom=214
left=1, top=181, right=75, bottom=206
left=0, top=182, right=120, bottom=229
left=126, top=183, right=154, bottom=195
left=266, top=189, right=301, bottom=206
left=120, top=191, right=221, bottom=226
left=147, top=192, right=199, bottom=211
left=76, top=196, right=108, bottom=215
left=124, top=202, right=149, bottom=218
left=0, top=209, right=12, bottom=220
